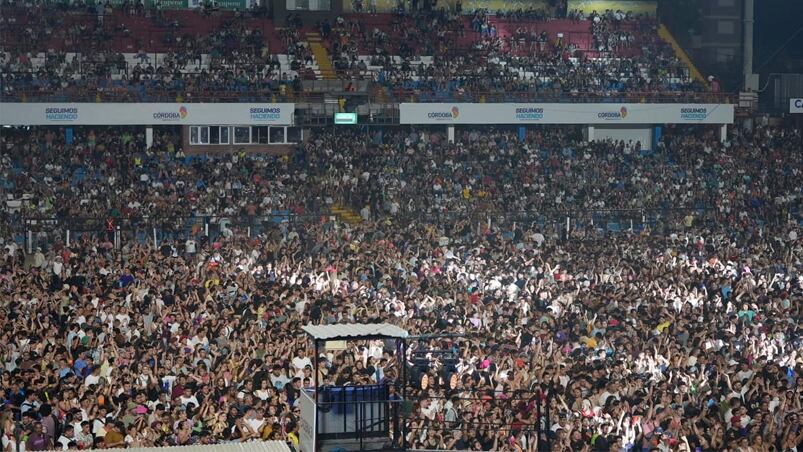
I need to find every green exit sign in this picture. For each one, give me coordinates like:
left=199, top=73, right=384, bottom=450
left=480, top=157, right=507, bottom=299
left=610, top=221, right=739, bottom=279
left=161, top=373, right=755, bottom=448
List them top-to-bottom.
left=334, top=112, right=358, bottom=125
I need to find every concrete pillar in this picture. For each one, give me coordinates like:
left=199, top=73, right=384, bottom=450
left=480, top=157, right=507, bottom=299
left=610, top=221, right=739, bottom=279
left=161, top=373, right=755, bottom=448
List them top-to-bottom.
left=743, top=0, right=755, bottom=89
left=720, top=124, right=728, bottom=143
left=584, top=125, right=595, bottom=142
left=447, top=126, right=455, bottom=143
left=652, top=126, right=663, bottom=150
left=146, top=127, right=154, bottom=149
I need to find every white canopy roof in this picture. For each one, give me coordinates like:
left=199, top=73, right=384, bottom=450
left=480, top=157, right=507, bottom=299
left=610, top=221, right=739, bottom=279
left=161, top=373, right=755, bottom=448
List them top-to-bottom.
left=302, top=323, right=409, bottom=340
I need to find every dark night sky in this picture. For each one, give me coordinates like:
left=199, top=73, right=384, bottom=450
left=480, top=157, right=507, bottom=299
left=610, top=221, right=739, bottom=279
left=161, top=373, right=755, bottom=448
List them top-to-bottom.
left=754, top=0, right=803, bottom=71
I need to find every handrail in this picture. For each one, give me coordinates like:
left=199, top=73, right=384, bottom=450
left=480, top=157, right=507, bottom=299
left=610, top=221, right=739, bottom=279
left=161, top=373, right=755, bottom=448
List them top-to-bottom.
left=1, top=85, right=734, bottom=104
left=0, top=86, right=325, bottom=103
left=386, top=89, right=733, bottom=104
left=12, top=207, right=800, bottom=252
left=13, top=207, right=715, bottom=229
left=12, top=212, right=327, bottom=236
left=17, top=212, right=325, bottom=224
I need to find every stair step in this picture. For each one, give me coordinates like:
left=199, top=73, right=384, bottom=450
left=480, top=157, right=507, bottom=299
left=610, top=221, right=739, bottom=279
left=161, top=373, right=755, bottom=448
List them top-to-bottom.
left=657, top=23, right=708, bottom=88
left=307, top=39, right=336, bottom=80
left=331, top=205, right=363, bottom=224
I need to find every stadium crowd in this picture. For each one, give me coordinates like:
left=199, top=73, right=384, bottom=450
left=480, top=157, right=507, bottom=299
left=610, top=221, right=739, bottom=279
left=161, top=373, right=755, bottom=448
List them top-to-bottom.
left=0, top=2, right=714, bottom=103
left=0, top=3, right=308, bottom=102
left=322, top=8, right=705, bottom=101
left=0, top=123, right=802, bottom=451
left=1, top=125, right=800, bottom=226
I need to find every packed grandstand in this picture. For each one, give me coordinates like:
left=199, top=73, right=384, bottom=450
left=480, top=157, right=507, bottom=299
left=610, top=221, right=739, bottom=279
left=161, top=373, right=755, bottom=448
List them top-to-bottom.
left=1, top=0, right=802, bottom=452
left=0, top=1, right=715, bottom=103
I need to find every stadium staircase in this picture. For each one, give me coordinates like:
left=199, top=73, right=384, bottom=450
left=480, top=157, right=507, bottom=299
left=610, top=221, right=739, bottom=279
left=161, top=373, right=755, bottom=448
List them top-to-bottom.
left=658, top=24, right=709, bottom=88
left=305, top=32, right=337, bottom=80
left=373, top=85, right=390, bottom=103
left=331, top=204, right=362, bottom=225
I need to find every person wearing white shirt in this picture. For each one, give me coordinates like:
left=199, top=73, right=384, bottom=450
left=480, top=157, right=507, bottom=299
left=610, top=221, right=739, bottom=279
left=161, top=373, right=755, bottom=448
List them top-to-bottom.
left=185, top=239, right=196, bottom=255
left=52, top=257, right=64, bottom=276
left=368, top=342, right=384, bottom=361
left=291, top=353, right=312, bottom=374
left=735, top=363, right=754, bottom=382
left=270, top=367, right=290, bottom=390
left=84, top=372, right=100, bottom=387
left=161, top=375, right=177, bottom=393
left=254, top=380, right=273, bottom=401
left=178, top=388, right=199, bottom=409
left=244, top=409, right=266, bottom=434
left=2, top=416, right=19, bottom=452
left=92, top=416, right=107, bottom=438
left=56, top=425, right=76, bottom=450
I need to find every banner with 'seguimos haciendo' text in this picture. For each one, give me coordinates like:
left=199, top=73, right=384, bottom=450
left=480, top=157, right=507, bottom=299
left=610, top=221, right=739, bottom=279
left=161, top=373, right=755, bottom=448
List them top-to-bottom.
left=0, top=103, right=294, bottom=126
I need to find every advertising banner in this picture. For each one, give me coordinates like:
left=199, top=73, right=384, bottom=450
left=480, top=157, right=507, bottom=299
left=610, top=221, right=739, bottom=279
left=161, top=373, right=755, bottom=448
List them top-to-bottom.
left=37, top=0, right=249, bottom=8
left=147, top=0, right=248, bottom=8
left=343, top=0, right=546, bottom=14
left=343, top=0, right=403, bottom=13
left=462, top=0, right=546, bottom=13
left=566, top=0, right=657, bottom=16
left=791, top=98, right=803, bottom=114
left=0, top=103, right=294, bottom=126
left=399, top=103, right=734, bottom=125
left=299, top=390, right=316, bottom=452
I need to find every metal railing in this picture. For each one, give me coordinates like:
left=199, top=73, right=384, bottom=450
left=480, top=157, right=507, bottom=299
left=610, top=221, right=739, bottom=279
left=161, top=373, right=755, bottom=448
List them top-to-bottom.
left=759, top=73, right=803, bottom=114
left=0, top=84, right=324, bottom=103
left=1, top=84, right=732, bottom=104
left=387, top=89, right=730, bottom=104
left=13, top=206, right=800, bottom=254
left=376, top=206, right=714, bottom=230
left=10, top=211, right=328, bottom=252
left=314, top=385, right=390, bottom=444
left=403, top=389, right=552, bottom=449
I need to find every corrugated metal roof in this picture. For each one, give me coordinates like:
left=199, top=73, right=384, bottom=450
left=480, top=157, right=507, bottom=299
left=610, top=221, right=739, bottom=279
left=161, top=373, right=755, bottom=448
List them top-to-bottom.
left=302, top=323, right=409, bottom=340
left=91, top=441, right=293, bottom=452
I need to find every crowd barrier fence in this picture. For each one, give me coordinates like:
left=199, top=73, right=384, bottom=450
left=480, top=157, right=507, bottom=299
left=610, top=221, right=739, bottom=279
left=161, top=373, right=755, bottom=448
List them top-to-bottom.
left=9, top=206, right=800, bottom=254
